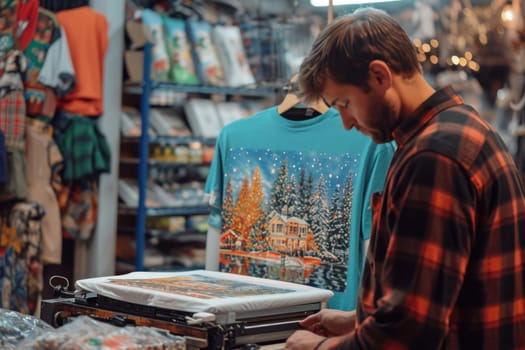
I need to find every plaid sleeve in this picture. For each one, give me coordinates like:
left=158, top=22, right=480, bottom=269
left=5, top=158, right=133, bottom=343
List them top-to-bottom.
left=331, top=151, right=476, bottom=350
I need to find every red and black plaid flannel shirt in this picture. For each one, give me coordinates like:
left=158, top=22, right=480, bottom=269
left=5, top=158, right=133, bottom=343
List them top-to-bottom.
left=329, top=87, right=525, bottom=349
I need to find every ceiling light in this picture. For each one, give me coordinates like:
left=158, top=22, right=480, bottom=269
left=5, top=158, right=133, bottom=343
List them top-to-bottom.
left=311, top=0, right=401, bottom=6
left=501, top=4, right=515, bottom=24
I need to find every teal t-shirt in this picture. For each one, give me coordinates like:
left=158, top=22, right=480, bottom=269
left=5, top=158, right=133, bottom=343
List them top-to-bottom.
left=205, top=106, right=395, bottom=311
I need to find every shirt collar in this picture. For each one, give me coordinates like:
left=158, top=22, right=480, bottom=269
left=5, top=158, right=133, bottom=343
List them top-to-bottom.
left=392, top=87, right=465, bottom=147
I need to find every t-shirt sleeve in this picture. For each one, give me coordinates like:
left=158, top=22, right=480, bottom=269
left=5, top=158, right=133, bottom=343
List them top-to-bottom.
left=37, top=26, right=75, bottom=97
left=204, top=134, right=225, bottom=229
left=361, top=141, right=396, bottom=240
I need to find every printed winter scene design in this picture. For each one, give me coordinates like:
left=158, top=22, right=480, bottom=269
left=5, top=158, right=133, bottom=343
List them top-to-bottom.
left=218, top=147, right=359, bottom=292
left=108, top=274, right=294, bottom=299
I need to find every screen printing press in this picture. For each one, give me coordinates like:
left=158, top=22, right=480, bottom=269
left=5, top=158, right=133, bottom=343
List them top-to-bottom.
left=41, top=270, right=333, bottom=350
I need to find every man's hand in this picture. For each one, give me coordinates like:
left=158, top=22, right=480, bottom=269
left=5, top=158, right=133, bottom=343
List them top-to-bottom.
left=299, top=309, right=356, bottom=337
left=284, top=330, right=326, bottom=350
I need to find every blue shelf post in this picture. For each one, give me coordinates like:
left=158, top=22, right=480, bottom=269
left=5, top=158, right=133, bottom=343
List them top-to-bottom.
left=135, top=43, right=153, bottom=271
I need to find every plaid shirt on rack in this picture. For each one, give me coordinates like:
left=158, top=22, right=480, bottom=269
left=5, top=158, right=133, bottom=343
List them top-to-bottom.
left=0, top=50, right=26, bottom=151
left=328, top=87, right=525, bottom=350
left=0, top=89, right=25, bottom=150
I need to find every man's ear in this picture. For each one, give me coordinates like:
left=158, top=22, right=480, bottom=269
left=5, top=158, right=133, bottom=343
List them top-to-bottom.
left=368, top=60, right=392, bottom=90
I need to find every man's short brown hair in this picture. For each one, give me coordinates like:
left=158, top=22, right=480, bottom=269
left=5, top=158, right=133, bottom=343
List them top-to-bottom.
left=298, top=8, right=421, bottom=103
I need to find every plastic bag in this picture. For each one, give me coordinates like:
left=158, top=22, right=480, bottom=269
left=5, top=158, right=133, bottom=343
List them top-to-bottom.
left=0, top=308, right=53, bottom=349
left=17, top=315, right=186, bottom=349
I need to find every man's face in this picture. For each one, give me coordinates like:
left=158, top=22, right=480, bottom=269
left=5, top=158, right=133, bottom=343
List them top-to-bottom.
left=321, top=77, right=397, bottom=143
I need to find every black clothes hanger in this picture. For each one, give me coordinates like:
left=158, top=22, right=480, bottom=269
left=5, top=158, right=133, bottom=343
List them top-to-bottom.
left=39, top=0, right=89, bottom=12
left=167, top=0, right=204, bottom=20
left=208, top=0, right=243, bottom=16
left=278, top=75, right=328, bottom=121
left=280, top=105, right=322, bottom=121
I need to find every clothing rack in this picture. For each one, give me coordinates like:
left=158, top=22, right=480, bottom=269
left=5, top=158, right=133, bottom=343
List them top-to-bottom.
left=39, top=0, right=89, bottom=12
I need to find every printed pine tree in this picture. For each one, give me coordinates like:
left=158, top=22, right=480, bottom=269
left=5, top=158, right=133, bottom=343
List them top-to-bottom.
left=270, top=159, right=289, bottom=215
left=245, top=167, right=264, bottom=234
left=231, top=168, right=264, bottom=243
left=296, top=168, right=312, bottom=221
left=304, top=173, right=314, bottom=224
left=286, top=174, right=299, bottom=217
left=309, top=174, right=330, bottom=256
left=341, top=176, right=354, bottom=262
left=231, top=177, right=249, bottom=235
left=222, top=178, right=235, bottom=232
left=328, top=185, right=346, bottom=263
left=251, top=206, right=270, bottom=251
left=259, top=226, right=271, bottom=252
left=247, top=229, right=256, bottom=251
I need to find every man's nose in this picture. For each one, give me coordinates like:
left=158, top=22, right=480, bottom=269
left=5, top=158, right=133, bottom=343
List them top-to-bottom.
left=340, top=111, right=356, bottom=130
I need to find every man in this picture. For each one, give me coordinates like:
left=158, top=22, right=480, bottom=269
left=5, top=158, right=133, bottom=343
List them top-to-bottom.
left=285, top=7, right=525, bottom=350
left=204, top=75, right=395, bottom=311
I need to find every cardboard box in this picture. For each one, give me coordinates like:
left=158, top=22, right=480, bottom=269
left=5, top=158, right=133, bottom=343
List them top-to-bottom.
left=124, top=20, right=155, bottom=83
left=126, top=20, right=152, bottom=49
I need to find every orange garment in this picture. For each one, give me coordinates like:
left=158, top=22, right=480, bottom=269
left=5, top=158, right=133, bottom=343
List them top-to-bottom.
left=56, top=7, right=108, bottom=116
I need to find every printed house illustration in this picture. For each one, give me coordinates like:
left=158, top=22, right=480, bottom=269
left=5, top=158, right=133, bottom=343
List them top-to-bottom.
left=268, top=211, right=308, bottom=253
left=220, top=229, right=244, bottom=250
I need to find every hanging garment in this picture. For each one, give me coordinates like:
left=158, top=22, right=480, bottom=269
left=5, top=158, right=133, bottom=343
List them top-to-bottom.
left=14, top=0, right=39, bottom=51
left=0, top=1, right=18, bottom=56
left=23, top=6, right=75, bottom=120
left=56, top=6, right=108, bottom=116
left=0, top=15, right=24, bottom=200
left=37, top=26, right=76, bottom=98
left=0, top=50, right=27, bottom=202
left=0, top=50, right=26, bottom=149
left=0, top=87, right=25, bottom=150
left=205, top=107, right=396, bottom=311
left=52, top=111, right=110, bottom=182
left=25, top=120, right=63, bottom=264
left=0, top=132, right=8, bottom=185
left=0, top=149, right=26, bottom=202
left=59, top=178, right=98, bottom=241
left=0, top=201, right=45, bottom=315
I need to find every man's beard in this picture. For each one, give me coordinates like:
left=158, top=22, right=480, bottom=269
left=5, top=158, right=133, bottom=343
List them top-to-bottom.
left=364, top=96, right=396, bottom=144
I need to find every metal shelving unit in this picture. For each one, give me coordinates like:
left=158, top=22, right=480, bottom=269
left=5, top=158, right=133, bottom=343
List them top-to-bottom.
left=129, top=43, right=277, bottom=271
left=125, top=81, right=279, bottom=98
left=122, top=135, right=216, bottom=144
left=120, top=158, right=210, bottom=167
left=119, top=205, right=211, bottom=217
